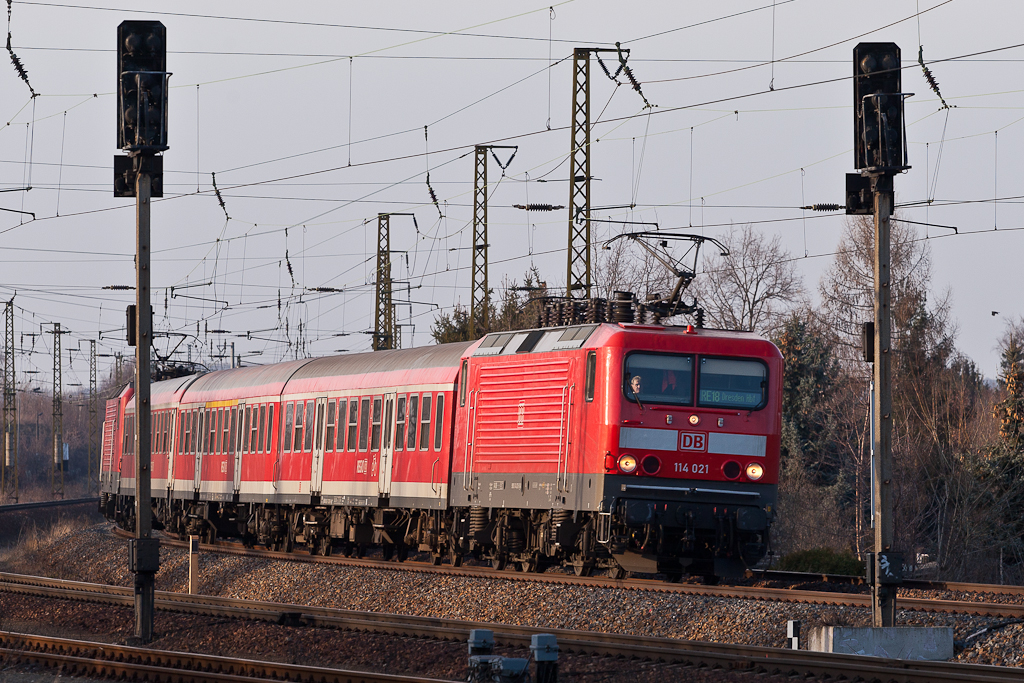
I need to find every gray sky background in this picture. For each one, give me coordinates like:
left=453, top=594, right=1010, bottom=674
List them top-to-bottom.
left=1, top=0, right=1022, bottom=391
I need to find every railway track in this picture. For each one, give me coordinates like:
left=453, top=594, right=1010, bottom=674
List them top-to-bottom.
left=0, top=497, right=98, bottom=513
left=116, top=529, right=1024, bottom=616
left=752, top=569, right=1024, bottom=597
left=1, top=572, right=1023, bottom=682
left=0, top=630, right=456, bottom=683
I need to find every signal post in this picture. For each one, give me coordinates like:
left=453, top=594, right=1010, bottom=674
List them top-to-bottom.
left=115, top=20, right=169, bottom=643
left=847, top=42, right=909, bottom=628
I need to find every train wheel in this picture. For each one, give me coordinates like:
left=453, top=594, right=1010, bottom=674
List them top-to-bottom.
left=318, top=536, right=332, bottom=557
left=342, top=542, right=353, bottom=557
left=356, top=543, right=367, bottom=558
left=382, top=543, right=395, bottom=561
left=396, top=543, right=409, bottom=563
left=447, top=545, right=463, bottom=567
left=430, top=554, right=443, bottom=566
left=491, top=555, right=507, bottom=571
left=518, top=558, right=538, bottom=573
left=572, top=561, right=593, bottom=577
left=609, top=565, right=628, bottom=581
left=702, top=574, right=720, bottom=586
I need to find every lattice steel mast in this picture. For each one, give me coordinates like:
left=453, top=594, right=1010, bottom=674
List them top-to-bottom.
left=567, top=48, right=592, bottom=299
left=470, top=145, right=516, bottom=339
left=471, top=146, right=488, bottom=338
left=373, top=213, right=395, bottom=351
left=2, top=298, right=16, bottom=503
left=50, top=322, right=64, bottom=499
left=88, top=339, right=98, bottom=495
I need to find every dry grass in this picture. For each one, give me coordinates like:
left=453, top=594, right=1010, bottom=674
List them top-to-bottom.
left=0, top=513, right=95, bottom=573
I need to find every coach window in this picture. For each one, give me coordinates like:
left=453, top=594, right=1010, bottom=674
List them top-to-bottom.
left=585, top=351, right=597, bottom=402
left=697, top=357, right=768, bottom=410
left=460, top=360, right=468, bottom=406
left=419, top=394, right=432, bottom=450
left=434, top=394, right=445, bottom=450
left=407, top=395, right=418, bottom=450
left=395, top=396, right=406, bottom=451
left=371, top=397, right=382, bottom=451
left=359, top=398, right=370, bottom=451
left=336, top=399, right=348, bottom=451
left=347, top=399, right=358, bottom=451
left=325, top=400, right=336, bottom=452
left=303, top=401, right=315, bottom=452
left=293, top=402, right=304, bottom=452
left=283, top=403, right=294, bottom=452
left=259, top=404, right=268, bottom=452
left=249, top=405, right=259, bottom=452
left=267, top=405, right=274, bottom=452
left=240, top=407, right=250, bottom=453
left=228, top=408, right=236, bottom=455
left=207, top=409, right=215, bottom=454
left=221, top=409, right=229, bottom=453
left=211, top=410, right=219, bottom=454
left=212, top=410, right=220, bottom=454
left=191, top=411, right=199, bottom=454
left=199, top=411, right=208, bottom=454
left=179, top=413, right=186, bottom=454
left=122, top=416, right=129, bottom=454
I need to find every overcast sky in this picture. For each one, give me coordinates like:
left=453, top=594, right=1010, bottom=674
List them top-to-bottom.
left=1, top=0, right=1022, bottom=391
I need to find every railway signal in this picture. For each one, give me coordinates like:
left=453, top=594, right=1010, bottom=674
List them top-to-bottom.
left=114, top=19, right=168, bottom=644
left=849, top=41, right=911, bottom=629
left=853, top=43, right=906, bottom=173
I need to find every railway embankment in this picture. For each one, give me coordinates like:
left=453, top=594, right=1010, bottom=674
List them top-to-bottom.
left=1, top=522, right=1023, bottom=670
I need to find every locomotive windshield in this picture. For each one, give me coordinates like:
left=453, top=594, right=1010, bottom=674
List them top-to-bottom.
left=623, top=353, right=694, bottom=406
left=697, top=357, right=767, bottom=409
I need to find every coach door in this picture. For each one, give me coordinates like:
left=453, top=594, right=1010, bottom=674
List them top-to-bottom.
left=378, top=393, right=397, bottom=497
left=310, top=398, right=327, bottom=495
left=232, top=403, right=243, bottom=494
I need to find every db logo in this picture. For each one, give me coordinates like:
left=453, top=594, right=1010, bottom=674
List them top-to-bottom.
left=516, top=400, right=526, bottom=428
left=679, top=432, right=707, bottom=451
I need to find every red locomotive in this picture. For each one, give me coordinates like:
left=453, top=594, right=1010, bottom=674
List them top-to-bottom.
left=102, top=321, right=782, bottom=580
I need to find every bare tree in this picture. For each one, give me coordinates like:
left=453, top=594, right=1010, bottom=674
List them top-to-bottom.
left=818, top=214, right=932, bottom=366
left=688, top=225, right=803, bottom=335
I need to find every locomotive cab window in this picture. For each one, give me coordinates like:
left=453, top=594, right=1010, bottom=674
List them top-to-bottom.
left=585, top=351, right=597, bottom=402
left=623, top=353, right=694, bottom=406
left=697, top=357, right=768, bottom=410
left=459, top=360, right=468, bottom=406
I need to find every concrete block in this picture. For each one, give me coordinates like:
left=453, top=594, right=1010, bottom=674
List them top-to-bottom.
left=808, top=626, right=953, bottom=661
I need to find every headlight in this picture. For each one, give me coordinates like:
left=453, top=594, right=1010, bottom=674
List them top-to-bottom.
left=618, top=453, right=638, bottom=474
left=745, top=462, right=764, bottom=481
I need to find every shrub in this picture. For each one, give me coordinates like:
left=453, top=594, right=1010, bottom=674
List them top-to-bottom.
left=774, top=547, right=863, bottom=575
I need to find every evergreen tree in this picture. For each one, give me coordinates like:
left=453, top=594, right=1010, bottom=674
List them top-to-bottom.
left=995, top=337, right=1024, bottom=451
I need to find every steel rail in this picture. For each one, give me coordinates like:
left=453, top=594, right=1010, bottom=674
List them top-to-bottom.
left=0, top=497, right=98, bottom=513
left=110, top=529, right=1024, bottom=615
left=752, top=569, right=1024, bottom=597
left=2, top=573, right=1024, bottom=682
left=0, top=630, right=456, bottom=683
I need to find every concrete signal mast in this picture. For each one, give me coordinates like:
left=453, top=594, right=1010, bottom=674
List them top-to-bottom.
left=114, top=19, right=169, bottom=644
left=847, top=42, right=912, bottom=628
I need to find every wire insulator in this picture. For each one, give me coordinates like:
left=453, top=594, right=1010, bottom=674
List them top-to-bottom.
left=800, top=203, right=842, bottom=212
left=513, top=204, right=565, bottom=212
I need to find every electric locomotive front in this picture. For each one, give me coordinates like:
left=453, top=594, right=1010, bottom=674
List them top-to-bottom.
left=597, top=324, right=782, bottom=579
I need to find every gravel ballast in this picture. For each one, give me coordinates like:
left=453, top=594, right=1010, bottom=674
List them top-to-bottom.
left=3, top=522, right=1024, bottom=671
